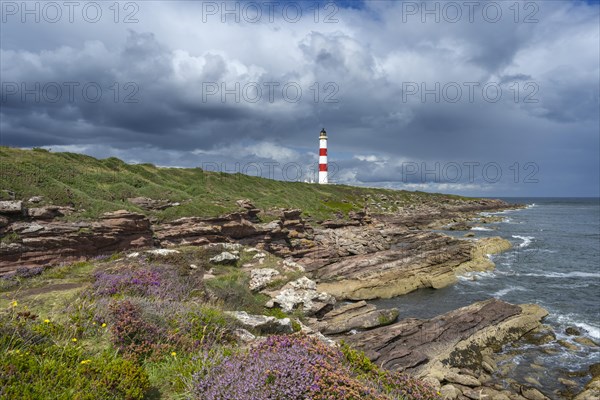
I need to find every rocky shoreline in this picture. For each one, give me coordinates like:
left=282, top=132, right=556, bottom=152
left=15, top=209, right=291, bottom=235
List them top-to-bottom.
left=1, top=197, right=597, bottom=399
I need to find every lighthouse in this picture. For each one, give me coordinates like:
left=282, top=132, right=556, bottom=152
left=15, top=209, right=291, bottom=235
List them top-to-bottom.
left=318, top=128, right=328, bottom=184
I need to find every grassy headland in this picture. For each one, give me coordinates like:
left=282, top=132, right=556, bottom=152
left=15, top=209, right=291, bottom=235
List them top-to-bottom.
left=0, top=146, right=470, bottom=221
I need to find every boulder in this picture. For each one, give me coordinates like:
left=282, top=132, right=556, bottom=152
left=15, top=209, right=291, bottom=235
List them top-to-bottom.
left=0, top=200, right=23, bottom=214
left=27, top=206, right=73, bottom=219
left=283, top=209, right=302, bottom=220
left=147, top=249, right=180, bottom=256
left=210, top=251, right=239, bottom=265
left=249, top=268, right=280, bottom=291
left=265, top=276, right=335, bottom=315
left=227, top=311, right=293, bottom=334
left=298, top=320, right=337, bottom=346
left=233, top=328, right=257, bottom=343
left=445, top=371, right=480, bottom=387
left=440, top=384, right=460, bottom=399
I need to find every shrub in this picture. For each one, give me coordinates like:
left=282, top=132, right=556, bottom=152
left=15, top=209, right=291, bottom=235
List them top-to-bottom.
left=92, top=264, right=202, bottom=301
left=14, top=266, right=45, bottom=279
left=94, top=269, right=162, bottom=297
left=107, top=299, right=237, bottom=361
left=109, top=299, right=167, bottom=360
left=0, top=308, right=149, bottom=399
left=191, top=335, right=442, bottom=400
left=192, top=335, right=383, bottom=400
left=340, top=343, right=442, bottom=400
left=0, top=346, right=149, bottom=399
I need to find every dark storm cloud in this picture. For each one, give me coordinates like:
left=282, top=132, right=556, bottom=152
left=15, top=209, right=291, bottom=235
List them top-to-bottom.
left=0, top=0, right=598, bottom=196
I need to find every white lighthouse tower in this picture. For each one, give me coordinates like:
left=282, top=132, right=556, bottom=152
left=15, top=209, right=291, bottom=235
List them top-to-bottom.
left=318, top=128, right=328, bottom=184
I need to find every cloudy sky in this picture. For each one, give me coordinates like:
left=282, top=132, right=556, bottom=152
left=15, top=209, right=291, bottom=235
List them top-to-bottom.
left=1, top=0, right=598, bottom=196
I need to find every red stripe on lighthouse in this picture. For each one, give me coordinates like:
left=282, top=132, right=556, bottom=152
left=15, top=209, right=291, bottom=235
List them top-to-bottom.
left=319, top=148, right=327, bottom=156
left=319, top=164, right=328, bottom=171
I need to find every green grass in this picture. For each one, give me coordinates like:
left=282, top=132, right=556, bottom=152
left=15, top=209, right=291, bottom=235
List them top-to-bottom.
left=0, top=146, right=475, bottom=222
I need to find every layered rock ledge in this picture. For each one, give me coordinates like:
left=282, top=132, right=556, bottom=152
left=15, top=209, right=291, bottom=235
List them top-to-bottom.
left=343, top=299, right=550, bottom=399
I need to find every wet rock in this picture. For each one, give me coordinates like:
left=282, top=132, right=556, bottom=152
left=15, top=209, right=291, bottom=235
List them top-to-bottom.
left=448, top=221, right=471, bottom=231
left=210, top=251, right=239, bottom=265
left=249, top=268, right=280, bottom=291
left=265, top=276, right=335, bottom=315
left=312, top=300, right=399, bottom=335
left=226, top=311, right=293, bottom=334
left=523, top=325, right=556, bottom=345
left=566, top=326, right=582, bottom=336
left=573, top=337, right=599, bottom=347
left=557, top=339, right=580, bottom=352
left=481, top=355, right=497, bottom=373
left=590, top=363, right=600, bottom=378
left=574, top=375, right=600, bottom=400
left=524, top=376, right=541, bottom=387
left=558, top=378, right=578, bottom=387
left=520, top=386, right=548, bottom=400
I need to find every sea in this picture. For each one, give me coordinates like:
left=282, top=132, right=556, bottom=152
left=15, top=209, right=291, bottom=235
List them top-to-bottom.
left=373, top=197, right=600, bottom=395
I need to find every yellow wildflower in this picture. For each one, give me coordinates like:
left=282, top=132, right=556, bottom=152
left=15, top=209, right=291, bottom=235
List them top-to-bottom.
left=11, top=300, right=17, bottom=307
left=44, top=319, right=50, bottom=323
left=101, top=323, right=107, bottom=328
left=71, top=338, right=77, bottom=342
left=171, top=351, right=177, bottom=357
left=80, top=359, right=91, bottom=364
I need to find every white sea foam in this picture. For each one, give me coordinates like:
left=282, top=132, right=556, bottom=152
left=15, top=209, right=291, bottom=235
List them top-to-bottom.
left=471, top=226, right=493, bottom=231
left=512, top=235, right=534, bottom=248
left=458, top=270, right=496, bottom=283
left=522, top=271, right=600, bottom=279
left=493, top=286, right=527, bottom=297
left=555, top=315, right=600, bottom=339
left=577, top=322, right=600, bottom=340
